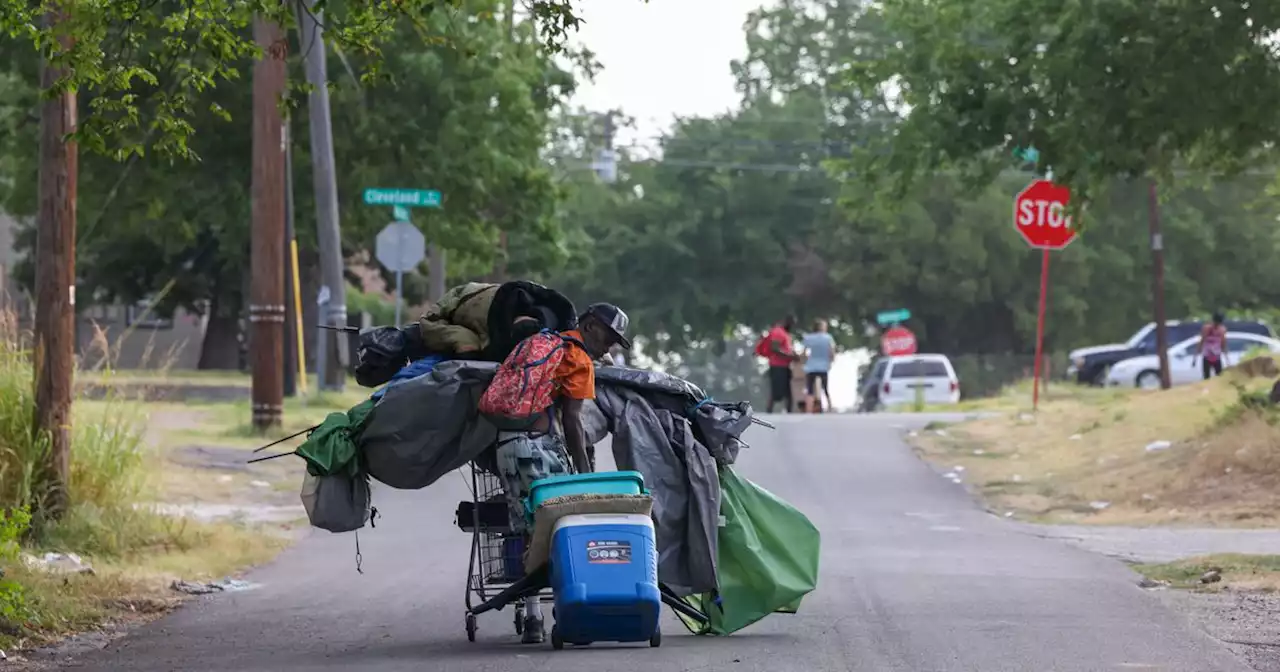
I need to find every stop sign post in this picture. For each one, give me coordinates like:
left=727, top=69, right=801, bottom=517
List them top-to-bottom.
left=1014, top=179, right=1075, bottom=410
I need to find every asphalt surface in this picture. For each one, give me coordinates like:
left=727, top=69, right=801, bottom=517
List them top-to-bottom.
left=63, top=413, right=1252, bottom=671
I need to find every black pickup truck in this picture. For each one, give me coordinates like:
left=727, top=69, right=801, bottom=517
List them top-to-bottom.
left=1067, top=320, right=1273, bottom=386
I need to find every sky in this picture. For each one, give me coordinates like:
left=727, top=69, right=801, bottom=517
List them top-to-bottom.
left=567, top=0, right=766, bottom=146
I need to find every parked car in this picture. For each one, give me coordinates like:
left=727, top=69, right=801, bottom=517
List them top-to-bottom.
left=1067, top=319, right=1272, bottom=386
left=1105, top=332, right=1280, bottom=389
left=860, top=354, right=960, bottom=410
left=856, top=357, right=890, bottom=412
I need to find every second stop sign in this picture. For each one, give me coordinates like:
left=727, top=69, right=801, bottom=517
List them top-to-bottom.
left=1014, top=179, right=1077, bottom=249
left=881, top=326, right=917, bottom=357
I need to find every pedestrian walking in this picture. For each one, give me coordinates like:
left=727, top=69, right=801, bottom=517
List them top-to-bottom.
left=1196, top=312, right=1228, bottom=380
left=755, top=315, right=799, bottom=413
left=802, top=319, right=836, bottom=412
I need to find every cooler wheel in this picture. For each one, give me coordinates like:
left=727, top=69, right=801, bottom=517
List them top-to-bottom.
left=514, top=605, right=524, bottom=635
left=465, top=613, right=477, bottom=642
left=551, top=625, right=565, bottom=651
left=650, top=627, right=662, bottom=648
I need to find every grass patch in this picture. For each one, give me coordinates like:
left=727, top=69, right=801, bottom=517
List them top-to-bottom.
left=0, top=312, right=293, bottom=651
left=912, top=359, right=1280, bottom=526
left=1133, top=554, right=1280, bottom=592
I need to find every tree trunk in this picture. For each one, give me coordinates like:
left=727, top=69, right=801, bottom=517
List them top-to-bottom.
left=198, top=294, right=242, bottom=370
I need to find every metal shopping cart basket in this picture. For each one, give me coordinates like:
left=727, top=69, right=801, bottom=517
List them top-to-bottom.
left=455, top=458, right=553, bottom=642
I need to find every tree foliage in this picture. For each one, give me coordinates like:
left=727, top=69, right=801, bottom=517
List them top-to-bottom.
left=0, top=0, right=600, bottom=159
left=842, top=0, right=1280, bottom=203
left=0, top=2, right=581, bottom=367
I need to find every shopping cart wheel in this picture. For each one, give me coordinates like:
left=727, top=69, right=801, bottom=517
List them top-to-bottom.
left=514, top=605, right=524, bottom=635
left=465, top=613, right=477, bottom=642
left=551, top=625, right=564, bottom=651
left=649, top=627, right=662, bottom=648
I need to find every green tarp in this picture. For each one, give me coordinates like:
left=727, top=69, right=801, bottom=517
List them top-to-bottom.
left=296, top=399, right=375, bottom=477
left=677, top=467, right=820, bottom=635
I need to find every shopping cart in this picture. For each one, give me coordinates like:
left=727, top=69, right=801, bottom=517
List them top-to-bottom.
left=456, top=459, right=553, bottom=642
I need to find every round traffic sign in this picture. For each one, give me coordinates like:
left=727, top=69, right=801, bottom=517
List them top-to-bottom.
left=1014, top=180, right=1077, bottom=249
left=881, top=326, right=917, bottom=357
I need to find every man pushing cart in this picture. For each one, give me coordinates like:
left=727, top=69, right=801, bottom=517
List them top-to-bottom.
left=472, top=303, right=634, bottom=644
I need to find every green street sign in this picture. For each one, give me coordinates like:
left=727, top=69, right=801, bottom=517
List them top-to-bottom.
left=1012, top=145, right=1040, bottom=165
left=363, top=188, right=442, bottom=208
left=392, top=205, right=410, bottom=221
left=876, top=308, right=911, bottom=325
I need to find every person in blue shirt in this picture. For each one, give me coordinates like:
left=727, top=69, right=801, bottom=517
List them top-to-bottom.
left=801, top=319, right=836, bottom=412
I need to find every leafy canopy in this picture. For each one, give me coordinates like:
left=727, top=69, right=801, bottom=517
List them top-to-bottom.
left=0, top=0, right=601, bottom=160
left=844, top=0, right=1280, bottom=203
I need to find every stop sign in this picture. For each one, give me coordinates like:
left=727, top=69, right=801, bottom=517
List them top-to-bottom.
left=1014, top=180, right=1077, bottom=249
left=881, top=326, right=917, bottom=357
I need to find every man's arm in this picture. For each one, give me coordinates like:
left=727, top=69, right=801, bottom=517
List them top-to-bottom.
left=770, top=338, right=799, bottom=361
left=560, top=398, right=592, bottom=474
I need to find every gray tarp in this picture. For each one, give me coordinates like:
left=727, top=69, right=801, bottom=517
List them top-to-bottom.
left=361, top=360, right=499, bottom=489
left=587, top=383, right=721, bottom=595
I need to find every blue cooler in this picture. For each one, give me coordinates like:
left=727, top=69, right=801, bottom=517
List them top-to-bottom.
left=549, top=513, right=662, bottom=649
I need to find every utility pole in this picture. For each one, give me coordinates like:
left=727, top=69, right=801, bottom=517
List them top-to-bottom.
left=297, top=0, right=348, bottom=390
left=491, top=0, right=517, bottom=284
left=33, top=8, right=77, bottom=517
left=249, top=15, right=287, bottom=429
left=594, top=112, right=618, bottom=184
left=1147, top=179, right=1171, bottom=389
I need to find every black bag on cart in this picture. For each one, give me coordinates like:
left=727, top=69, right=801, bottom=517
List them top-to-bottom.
left=301, top=471, right=372, bottom=533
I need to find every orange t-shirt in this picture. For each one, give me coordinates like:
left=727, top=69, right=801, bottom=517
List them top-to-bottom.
left=555, top=330, right=596, bottom=400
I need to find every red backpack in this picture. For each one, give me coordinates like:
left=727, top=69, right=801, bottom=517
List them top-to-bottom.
left=479, top=331, right=584, bottom=429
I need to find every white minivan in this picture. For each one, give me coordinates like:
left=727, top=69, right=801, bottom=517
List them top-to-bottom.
left=871, top=354, right=961, bottom=409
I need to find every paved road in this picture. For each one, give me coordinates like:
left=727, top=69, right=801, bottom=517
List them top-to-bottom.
left=64, top=413, right=1251, bottom=671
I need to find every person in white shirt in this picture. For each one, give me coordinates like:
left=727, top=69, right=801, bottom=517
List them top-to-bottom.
left=801, top=319, right=836, bottom=412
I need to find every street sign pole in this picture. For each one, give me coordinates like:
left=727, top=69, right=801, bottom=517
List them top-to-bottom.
left=1014, top=176, right=1076, bottom=410
left=394, top=220, right=405, bottom=326
left=1032, top=248, right=1050, bottom=409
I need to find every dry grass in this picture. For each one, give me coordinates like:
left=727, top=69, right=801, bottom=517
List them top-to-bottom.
left=914, top=361, right=1280, bottom=526
left=2, top=523, right=287, bottom=650
left=1133, top=554, right=1280, bottom=592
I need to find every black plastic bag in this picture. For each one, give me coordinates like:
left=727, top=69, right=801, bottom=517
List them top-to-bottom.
left=354, top=325, right=430, bottom=388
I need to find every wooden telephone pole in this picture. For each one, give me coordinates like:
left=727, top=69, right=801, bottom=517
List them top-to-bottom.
left=34, top=10, right=78, bottom=517
left=249, top=16, right=287, bottom=429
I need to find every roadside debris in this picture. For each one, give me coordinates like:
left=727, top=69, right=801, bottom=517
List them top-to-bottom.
left=1068, top=434, right=1082, bottom=441
left=1145, top=440, right=1172, bottom=452
left=972, top=449, right=985, bottom=456
left=250, top=480, right=271, bottom=488
left=1089, top=501, right=1111, bottom=511
left=22, top=552, right=95, bottom=576
left=1200, top=569, right=1223, bottom=585
left=1138, top=577, right=1170, bottom=590
left=170, top=578, right=261, bottom=595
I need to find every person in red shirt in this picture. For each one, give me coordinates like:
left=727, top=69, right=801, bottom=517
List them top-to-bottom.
left=763, top=315, right=799, bottom=413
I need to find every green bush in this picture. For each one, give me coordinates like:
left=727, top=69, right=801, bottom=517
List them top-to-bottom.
left=346, top=284, right=398, bottom=326
left=0, top=312, right=150, bottom=549
left=0, top=507, right=31, bottom=628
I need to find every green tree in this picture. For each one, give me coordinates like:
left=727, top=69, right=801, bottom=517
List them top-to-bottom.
left=0, top=0, right=600, bottom=159
left=0, top=4, right=583, bottom=367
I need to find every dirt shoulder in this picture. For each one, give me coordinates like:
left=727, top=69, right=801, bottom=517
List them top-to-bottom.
left=912, top=365, right=1280, bottom=527
left=2, top=381, right=369, bottom=659
left=1133, top=555, right=1280, bottom=672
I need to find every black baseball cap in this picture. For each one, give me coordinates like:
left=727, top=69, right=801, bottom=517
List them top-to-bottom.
left=581, top=303, right=632, bottom=349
